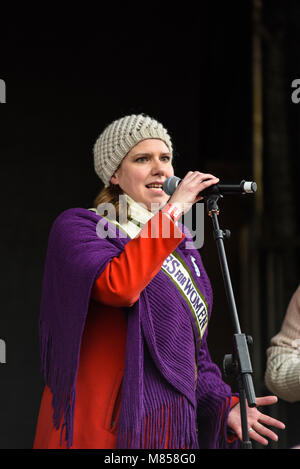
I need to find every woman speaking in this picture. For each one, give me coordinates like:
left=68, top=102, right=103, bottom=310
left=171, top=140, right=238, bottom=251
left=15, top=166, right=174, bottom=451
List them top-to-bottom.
left=33, top=114, right=284, bottom=449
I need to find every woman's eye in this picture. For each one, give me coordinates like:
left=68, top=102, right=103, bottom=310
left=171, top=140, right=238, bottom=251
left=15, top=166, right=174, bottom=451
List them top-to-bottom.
left=135, top=155, right=171, bottom=163
left=136, top=157, right=148, bottom=162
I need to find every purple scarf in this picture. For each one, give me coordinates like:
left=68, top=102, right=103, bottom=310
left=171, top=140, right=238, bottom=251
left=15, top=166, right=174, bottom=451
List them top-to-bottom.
left=39, top=207, right=236, bottom=449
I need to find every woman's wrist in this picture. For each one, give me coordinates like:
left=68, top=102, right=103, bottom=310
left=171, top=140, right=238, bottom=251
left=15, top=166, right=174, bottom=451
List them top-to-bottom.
left=161, top=203, right=184, bottom=223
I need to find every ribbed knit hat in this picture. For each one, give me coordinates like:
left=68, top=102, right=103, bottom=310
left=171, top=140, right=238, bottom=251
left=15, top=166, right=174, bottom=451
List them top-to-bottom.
left=93, top=114, right=173, bottom=187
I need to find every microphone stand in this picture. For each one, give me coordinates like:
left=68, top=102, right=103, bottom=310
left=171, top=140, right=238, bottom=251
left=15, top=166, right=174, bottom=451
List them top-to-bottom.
left=205, top=194, right=256, bottom=449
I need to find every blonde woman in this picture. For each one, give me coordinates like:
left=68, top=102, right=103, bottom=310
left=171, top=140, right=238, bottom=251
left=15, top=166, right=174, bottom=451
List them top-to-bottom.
left=34, top=114, right=284, bottom=449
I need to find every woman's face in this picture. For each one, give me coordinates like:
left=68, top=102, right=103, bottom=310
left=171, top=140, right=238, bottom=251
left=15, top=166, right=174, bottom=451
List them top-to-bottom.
left=110, top=139, right=174, bottom=211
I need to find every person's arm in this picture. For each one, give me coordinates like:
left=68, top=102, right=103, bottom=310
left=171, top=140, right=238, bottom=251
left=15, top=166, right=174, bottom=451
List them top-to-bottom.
left=92, top=171, right=221, bottom=307
left=91, top=210, right=185, bottom=307
left=265, top=285, right=300, bottom=402
left=265, top=348, right=300, bottom=402
left=222, top=396, right=240, bottom=443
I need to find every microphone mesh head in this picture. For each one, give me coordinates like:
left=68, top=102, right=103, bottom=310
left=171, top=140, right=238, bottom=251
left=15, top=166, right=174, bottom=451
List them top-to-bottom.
left=162, top=176, right=181, bottom=195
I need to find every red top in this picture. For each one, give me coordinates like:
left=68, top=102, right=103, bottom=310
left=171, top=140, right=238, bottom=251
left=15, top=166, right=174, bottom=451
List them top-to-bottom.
left=33, top=211, right=238, bottom=449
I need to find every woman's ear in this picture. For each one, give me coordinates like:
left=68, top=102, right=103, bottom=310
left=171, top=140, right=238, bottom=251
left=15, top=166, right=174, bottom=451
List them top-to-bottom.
left=110, top=172, right=119, bottom=185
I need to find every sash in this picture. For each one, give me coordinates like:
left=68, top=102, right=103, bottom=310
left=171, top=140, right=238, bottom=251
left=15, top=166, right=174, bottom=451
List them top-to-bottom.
left=92, top=210, right=208, bottom=352
left=161, top=252, right=208, bottom=350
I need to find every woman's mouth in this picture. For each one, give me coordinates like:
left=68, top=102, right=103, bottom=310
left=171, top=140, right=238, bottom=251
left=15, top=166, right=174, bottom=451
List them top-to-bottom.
left=145, top=183, right=164, bottom=191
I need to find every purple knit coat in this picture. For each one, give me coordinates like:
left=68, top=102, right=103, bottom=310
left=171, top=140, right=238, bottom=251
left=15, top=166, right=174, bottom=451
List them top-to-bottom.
left=39, top=208, right=237, bottom=449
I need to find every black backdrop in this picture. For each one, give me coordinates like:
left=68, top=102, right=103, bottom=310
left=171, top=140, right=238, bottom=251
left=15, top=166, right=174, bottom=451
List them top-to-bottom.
left=1, top=1, right=299, bottom=449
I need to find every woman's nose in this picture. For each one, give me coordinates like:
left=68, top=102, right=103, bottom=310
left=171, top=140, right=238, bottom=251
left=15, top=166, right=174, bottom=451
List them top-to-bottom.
left=151, top=158, right=167, bottom=175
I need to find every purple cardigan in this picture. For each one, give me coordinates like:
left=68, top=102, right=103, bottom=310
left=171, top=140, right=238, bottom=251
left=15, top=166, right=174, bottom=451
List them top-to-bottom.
left=38, top=207, right=237, bottom=449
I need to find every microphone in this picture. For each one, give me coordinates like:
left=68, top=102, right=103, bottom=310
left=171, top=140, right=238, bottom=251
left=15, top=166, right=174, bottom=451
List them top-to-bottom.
left=163, top=176, right=257, bottom=198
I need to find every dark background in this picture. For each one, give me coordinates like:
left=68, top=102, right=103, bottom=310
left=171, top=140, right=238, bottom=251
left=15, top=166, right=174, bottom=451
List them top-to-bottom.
left=1, top=0, right=300, bottom=449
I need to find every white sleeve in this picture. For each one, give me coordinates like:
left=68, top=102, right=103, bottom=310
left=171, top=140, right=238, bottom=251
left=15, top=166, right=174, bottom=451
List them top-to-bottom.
left=265, top=285, right=300, bottom=402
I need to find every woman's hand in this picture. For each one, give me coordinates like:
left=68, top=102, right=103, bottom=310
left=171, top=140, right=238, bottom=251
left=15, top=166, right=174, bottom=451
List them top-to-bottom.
left=168, top=171, right=219, bottom=215
left=227, top=395, right=285, bottom=446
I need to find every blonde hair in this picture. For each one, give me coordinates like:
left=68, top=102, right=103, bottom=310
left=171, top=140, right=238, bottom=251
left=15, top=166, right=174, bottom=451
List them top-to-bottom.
left=93, top=184, right=129, bottom=221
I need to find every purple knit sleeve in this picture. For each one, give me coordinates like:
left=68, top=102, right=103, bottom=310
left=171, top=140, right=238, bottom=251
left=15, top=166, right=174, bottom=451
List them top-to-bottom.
left=196, top=336, right=239, bottom=448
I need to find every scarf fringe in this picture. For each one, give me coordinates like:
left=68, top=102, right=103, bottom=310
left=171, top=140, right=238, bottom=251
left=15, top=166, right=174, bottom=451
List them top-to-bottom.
left=40, top=320, right=77, bottom=448
left=117, top=395, right=199, bottom=449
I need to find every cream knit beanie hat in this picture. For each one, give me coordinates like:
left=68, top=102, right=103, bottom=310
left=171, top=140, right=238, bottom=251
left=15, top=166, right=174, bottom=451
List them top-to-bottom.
left=93, top=114, right=173, bottom=187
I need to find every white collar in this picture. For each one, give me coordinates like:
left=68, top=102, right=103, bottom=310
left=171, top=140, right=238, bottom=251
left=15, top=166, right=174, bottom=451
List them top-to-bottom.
left=90, top=194, right=161, bottom=239
left=125, top=194, right=154, bottom=228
